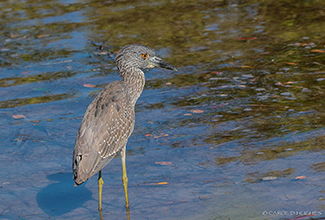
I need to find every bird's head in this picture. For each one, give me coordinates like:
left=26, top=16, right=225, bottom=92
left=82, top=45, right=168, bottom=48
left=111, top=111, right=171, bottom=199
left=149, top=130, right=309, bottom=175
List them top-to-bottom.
left=115, top=44, right=177, bottom=72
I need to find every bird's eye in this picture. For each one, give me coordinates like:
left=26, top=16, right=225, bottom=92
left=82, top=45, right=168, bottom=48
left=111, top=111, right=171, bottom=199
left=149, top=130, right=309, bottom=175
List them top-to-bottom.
left=142, top=54, right=147, bottom=59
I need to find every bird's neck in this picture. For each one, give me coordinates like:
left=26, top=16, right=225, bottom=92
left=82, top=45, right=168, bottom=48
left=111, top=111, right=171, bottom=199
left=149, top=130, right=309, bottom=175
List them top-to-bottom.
left=119, top=67, right=145, bottom=106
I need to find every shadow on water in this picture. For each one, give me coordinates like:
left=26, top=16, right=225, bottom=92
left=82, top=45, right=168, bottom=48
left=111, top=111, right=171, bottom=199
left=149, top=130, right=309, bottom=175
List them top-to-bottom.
left=36, top=172, right=92, bottom=216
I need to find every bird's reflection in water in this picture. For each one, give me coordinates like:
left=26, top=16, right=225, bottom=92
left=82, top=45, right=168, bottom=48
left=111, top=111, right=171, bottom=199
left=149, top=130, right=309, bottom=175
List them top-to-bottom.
left=36, top=172, right=92, bottom=216
left=98, top=204, right=130, bottom=220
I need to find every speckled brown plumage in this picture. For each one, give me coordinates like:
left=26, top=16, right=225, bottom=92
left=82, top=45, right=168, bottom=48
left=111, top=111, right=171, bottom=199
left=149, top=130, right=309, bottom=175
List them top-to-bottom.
left=73, top=44, right=177, bottom=186
left=73, top=81, right=133, bottom=184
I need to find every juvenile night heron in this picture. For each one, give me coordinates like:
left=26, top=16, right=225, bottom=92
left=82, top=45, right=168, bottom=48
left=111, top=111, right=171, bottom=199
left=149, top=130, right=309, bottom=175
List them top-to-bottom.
left=73, top=44, right=177, bottom=211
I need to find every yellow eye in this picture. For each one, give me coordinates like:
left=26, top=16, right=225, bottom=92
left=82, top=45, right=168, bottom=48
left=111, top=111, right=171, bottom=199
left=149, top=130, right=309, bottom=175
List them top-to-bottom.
left=142, top=54, right=147, bottom=59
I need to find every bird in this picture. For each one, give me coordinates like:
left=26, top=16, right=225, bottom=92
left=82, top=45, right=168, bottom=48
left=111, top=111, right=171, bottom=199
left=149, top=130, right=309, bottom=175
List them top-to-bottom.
left=72, top=44, right=177, bottom=212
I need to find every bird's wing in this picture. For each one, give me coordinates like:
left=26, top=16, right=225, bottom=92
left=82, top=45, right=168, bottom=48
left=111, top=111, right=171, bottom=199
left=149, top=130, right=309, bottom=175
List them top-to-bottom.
left=73, top=81, right=134, bottom=184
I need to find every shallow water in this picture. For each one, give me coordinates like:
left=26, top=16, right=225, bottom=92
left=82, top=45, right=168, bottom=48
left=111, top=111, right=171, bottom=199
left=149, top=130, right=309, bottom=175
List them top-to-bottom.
left=1, top=0, right=325, bottom=220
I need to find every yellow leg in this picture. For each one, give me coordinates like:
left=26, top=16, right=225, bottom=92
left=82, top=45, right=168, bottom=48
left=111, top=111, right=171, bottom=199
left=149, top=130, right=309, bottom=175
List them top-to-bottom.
left=121, top=146, right=129, bottom=208
left=98, top=170, right=104, bottom=211
left=99, top=208, right=103, bottom=220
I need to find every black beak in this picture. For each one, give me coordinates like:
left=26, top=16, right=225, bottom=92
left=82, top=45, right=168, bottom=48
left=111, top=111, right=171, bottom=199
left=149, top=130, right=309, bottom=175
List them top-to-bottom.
left=149, top=56, right=177, bottom=71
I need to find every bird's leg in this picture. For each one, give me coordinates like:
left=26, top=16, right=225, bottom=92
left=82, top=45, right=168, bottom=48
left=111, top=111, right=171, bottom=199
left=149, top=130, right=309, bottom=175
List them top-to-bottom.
left=121, top=146, right=130, bottom=208
left=98, top=170, right=104, bottom=211
left=99, top=209, right=103, bottom=220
